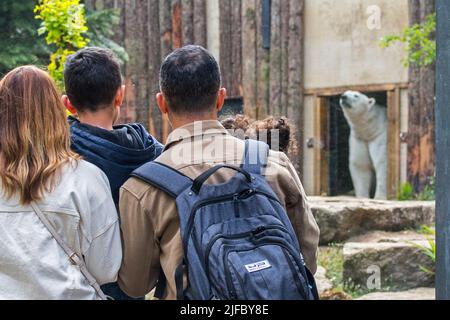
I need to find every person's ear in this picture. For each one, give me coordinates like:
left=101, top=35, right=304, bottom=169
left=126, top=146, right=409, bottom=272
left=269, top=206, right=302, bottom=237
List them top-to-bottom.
left=114, top=85, right=125, bottom=108
left=216, top=88, right=227, bottom=113
left=156, top=92, right=169, bottom=115
left=62, top=95, right=77, bottom=115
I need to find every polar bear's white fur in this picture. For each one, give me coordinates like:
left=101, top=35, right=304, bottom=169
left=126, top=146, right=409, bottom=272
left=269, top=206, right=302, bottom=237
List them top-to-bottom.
left=340, top=91, right=387, bottom=199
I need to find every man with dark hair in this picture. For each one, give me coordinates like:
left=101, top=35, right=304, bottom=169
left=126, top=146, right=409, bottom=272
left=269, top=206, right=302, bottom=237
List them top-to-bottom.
left=118, top=45, right=319, bottom=300
left=62, top=47, right=163, bottom=300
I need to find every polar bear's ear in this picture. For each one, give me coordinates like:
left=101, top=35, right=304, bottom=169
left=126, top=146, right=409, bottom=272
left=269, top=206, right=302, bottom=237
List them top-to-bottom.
left=368, top=98, right=376, bottom=108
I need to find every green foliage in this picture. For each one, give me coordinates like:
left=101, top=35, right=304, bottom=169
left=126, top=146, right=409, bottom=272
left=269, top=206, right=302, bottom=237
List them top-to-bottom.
left=35, top=0, right=90, bottom=89
left=0, top=1, right=49, bottom=74
left=85, top=8, right=128, bottom=64
left=380, top=13, right=436, bottom=67
left=397, top=177, right=435, bottom=201
left=418, top=177, right=435, bottom=201
left=397, top=182, right=415, bottom=201
left=413, top=226, right=436, bottom=275
left=318, top=244, right=344, bottom=289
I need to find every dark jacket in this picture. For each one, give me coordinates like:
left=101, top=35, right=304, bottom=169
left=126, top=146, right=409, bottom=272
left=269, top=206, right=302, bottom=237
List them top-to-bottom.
left=69, top=116, right=164, bottom=206
left=69, top=116, right=163, bottom=300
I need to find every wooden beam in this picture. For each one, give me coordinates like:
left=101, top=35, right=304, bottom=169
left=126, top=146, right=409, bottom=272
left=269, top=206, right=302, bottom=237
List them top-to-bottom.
left=148, top=0, right=162, bottom=139
left=172, top=0, right=183, bottom=49
left=181, top=0, right=194, bottom=45
left=193, top=0, right=207, bottom=46
left=219, top=0, right=233, bottom=96
left=231, top=0, right=243, bottom=97
left=242, top=0, right=257, bottom=118
left=255, top=0, right=270, bottom=118
left=268, top=0, right=282, bottom=115
left=287, top=0, right=305, bottom=175
left=303, top=83, right=409, bottom=96
left=387, top=89, right=401, bottom=199
left=314, top=96, right=329, bottom=196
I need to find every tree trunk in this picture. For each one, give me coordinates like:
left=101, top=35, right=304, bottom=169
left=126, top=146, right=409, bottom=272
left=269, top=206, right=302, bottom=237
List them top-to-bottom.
left=407, top=0, right=436, bottom=193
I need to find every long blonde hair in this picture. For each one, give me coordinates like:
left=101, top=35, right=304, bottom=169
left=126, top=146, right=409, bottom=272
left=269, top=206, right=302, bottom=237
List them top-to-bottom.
left=0, top=66, right=80, bottom=205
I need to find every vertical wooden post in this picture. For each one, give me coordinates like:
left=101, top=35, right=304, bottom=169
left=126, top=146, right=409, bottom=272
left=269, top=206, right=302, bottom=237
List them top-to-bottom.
left=148, top=0, right=162, bottom=139
left=158, top=0, right=174, bottom=142
left=172, top=0, right=183, bottom=49
left=181, top=0, right=194, bottom=45
left=193, top=0, right=207, bottom=46
left=219, top=0, right=233, bottom=96
left=231, top=0, right=243, bottom=97
left=242, top=0, right=257, bottom=118
left=256, top=0, right=270, bottom=118
left=268, top=0, right=282, bottom=116
left=287, top=0, right=305, bottom=174
left=407, top=0, right=436, bottom=193
left=435, top=0, right=450, bottom=300
left=387, top=89, right=401, bottom=199
left=314, top=96, right=329, bottom=196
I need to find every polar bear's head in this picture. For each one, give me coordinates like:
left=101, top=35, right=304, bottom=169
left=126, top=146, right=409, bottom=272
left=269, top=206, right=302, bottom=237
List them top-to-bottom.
left=340, top=91, right=376, bottom=117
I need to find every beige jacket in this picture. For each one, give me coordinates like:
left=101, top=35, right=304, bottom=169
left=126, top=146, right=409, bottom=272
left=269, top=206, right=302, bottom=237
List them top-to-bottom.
left=118, top=120, right=320, bottom=299
left=0, top=160, right=122, bottom=300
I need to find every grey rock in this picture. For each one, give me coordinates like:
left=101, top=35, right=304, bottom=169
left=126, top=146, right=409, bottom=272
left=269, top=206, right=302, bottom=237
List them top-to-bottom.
left=309, top=197, right=435, bottom=245
left=343, top=231, right=435, bottom=291
left=315, top=266, right=333, bottom=294
left=357, top=288, right=435, bottom=300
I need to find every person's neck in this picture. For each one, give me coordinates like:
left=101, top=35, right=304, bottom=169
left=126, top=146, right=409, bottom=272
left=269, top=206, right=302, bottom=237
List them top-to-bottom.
left=78, top=109, right=115, bottom=131
left=170, top=113, right=218, bottom=130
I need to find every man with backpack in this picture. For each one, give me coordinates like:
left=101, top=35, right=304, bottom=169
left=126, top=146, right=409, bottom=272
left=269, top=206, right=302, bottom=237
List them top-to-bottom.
left=118, top=45, right=320, bottom=300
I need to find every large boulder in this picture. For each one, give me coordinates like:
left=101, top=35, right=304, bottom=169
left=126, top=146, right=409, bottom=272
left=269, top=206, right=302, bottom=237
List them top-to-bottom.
left=309, top=197, right=435, bottom=245
left=343, top=231, right=435, bottom=292
left=357, top=288, right=435, bottom=300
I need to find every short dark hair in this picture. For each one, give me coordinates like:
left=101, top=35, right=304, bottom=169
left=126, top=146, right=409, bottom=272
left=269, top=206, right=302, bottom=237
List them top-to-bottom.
left=160, top=45, right=221, bottom=114
left=63, top=47, right=122, bottom=113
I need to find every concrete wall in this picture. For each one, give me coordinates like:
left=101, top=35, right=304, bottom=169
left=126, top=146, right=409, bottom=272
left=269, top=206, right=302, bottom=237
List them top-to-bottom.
left=302, top=0, right=410, bottom=195
left=304, top=0, right=409, bottom=90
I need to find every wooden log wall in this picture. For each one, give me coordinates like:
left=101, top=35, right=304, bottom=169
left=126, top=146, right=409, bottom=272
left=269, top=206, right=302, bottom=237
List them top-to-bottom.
left=84, top=0, right=208, bottom=143
left=408, top=0, right=436, bottom=193
left=84, top=1, right=305, bottom=173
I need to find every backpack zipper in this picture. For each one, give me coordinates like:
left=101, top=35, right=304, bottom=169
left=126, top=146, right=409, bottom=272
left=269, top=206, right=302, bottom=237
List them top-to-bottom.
left=183, top=189, right=282, bottom=256
left=204, top=224, right=289, bottom=279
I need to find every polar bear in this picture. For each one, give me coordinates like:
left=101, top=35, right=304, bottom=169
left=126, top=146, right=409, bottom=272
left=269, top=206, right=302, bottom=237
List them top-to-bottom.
left=340, top=91, right=387, bottom=199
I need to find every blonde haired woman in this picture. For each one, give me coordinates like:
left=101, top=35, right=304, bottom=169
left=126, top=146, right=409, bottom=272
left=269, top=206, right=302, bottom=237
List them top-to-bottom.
left=0, top=66, right=122, bottom=300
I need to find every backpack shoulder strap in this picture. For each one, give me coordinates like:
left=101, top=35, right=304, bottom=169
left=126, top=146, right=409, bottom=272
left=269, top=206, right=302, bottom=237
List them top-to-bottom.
left=241, top=139, right=270, bottom=175
left=131, top=162, right=193, bottom=198
left=131, top=162, right=193, bottom=300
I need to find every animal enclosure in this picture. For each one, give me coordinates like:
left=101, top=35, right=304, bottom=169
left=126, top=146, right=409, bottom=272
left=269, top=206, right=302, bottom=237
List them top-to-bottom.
left=84, top=0, right=436, bottom=199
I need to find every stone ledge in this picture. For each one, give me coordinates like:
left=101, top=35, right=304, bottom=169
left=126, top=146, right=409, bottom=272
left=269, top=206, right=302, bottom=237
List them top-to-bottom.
left=309, top=197, right=435, bottom=244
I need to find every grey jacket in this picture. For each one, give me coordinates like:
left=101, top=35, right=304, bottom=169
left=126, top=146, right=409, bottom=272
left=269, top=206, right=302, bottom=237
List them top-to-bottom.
left=0, top=160, right=122, bottom=300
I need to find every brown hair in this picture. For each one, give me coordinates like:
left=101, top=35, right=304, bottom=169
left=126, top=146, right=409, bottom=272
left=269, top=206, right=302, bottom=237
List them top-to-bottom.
left=0, top=66, right=80, bottom=205
left=220, top=114, right=251, bottom=132
left=249, top=116, right=298, bottom=157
